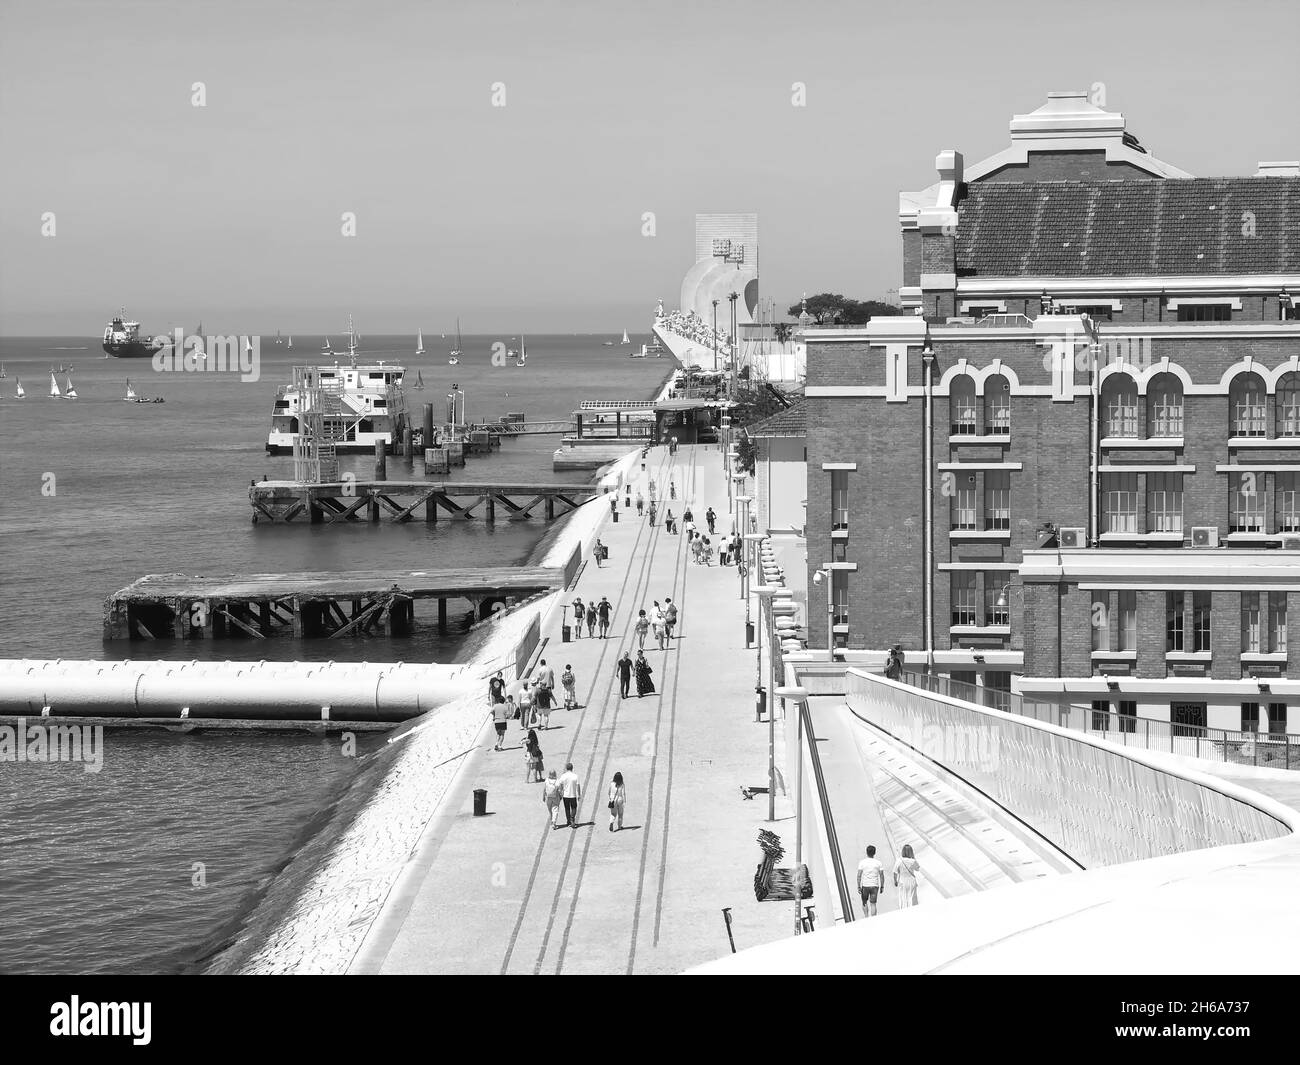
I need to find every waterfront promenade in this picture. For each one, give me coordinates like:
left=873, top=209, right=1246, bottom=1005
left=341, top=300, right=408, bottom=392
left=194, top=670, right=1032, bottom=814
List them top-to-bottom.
left=351, top=444, right=797, bottom=974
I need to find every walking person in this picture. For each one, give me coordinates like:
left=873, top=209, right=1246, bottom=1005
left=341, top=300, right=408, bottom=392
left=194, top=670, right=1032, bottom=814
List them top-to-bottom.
left=669, top=480, right=677, bottom=500
left=636, top=491, right=645, bottom=516
left=609, top=494, right=617, bottom=521
left=648, top=500, right=657, bottom=527
left=706, top=507, right=716, bottom=535
left=664, top=508, right=675, bottom=534
left=594, top=538, right=605, bottom=568
left=596, top=596, right=612, bottom=638
left=572, top=598, right=585, bottom=639
left=664, top=598, right=678, bottom=641
left=586, top=600, right=597, bottom=637
left=650, top=601, right=666, bottom=650
left=634, top=609, right=650, bottom=650
left=884, top=644, right=905, bottom=681
left=634, top=650, right=655, bottom=697
left=616, top=651, right=633, bottom=699
left=535, top=658, right=555, bottom=694
left=561, top=663, right=577, bottom=709
left=488, top=669, right=506, bottom=706
left=534, top=680, right=553, bottom=729
left=517, top=684, right=534, bottom=733
left=492, top=697, right=512, bottom=751
left=525, top=728, right=544, bottom=782
left=558, top=762, right=582, bottom=828
left=543, top=769, right=563, bottom=830
left=607, top=771, right=626, bottom=832
left=856, top=844, right=885, bottom=918
left=893, top=844, right=923, bottom=907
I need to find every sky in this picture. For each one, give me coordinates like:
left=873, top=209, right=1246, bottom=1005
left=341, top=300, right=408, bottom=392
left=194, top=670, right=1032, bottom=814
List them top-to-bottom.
left=1, top=0, right=1297, bottom=335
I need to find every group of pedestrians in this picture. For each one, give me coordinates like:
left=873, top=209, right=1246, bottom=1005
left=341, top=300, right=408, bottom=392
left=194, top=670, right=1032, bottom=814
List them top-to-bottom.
left=569, top=595, right=613, bottom=638
left=632, top=597, right=677, bottom=650
left=487, top=659, right=581, bottom=753
left=541, top=764, right=628, bottom=832
left=855, top=843, right=924, bottom=917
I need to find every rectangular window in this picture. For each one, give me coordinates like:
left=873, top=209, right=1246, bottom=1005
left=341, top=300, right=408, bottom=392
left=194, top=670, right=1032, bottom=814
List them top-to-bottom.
left=1177, top=304, right=1232, bottom=322
left=1069, top=305, right=1114, bottom=322
left=1279, top=382, right=1300, bottom=436
left=1149, top=387, right=1184, bottom=437
left=831, top=470, right=849, bottom=531
left=984, top=471, right=1010, bottom=531
left=1277, top=472, right=1300, bottom=532
left=1104, top=473, right=1139, bottom=533
left=1146, top=473, right=1183, bottom=533
left=952, top=477, right=977, bottom=530
left=1230, top=479, right=1264, bottom=532
left=831, top=540, right=847, bottom=563
left=831, top=570, right=849, bottom=627
left=951, top=572, right=976, bottom=627
left=984, top=575, right=1008, bottom=626
left=1118, top=590, right=1137, bottom=651
left=1166, top=591, right=1185, bottom=652
left=1193, top=591, right=1212, bottom=653
left=1091, top=592, right=1109, bottom=651
left=1242, top=592, right=1262, bottom=653
left=1270, top=592, right=1288, bottom=653
left=984, top=672, right=1011, bottom=712
left=1091, top=699, right=1111, bottom=731
left=1118, top=700, right=1137, bottom=734
left=1241, top=702, right=1260, bottom=733
left=1268, top=702, right=1288, bottom=736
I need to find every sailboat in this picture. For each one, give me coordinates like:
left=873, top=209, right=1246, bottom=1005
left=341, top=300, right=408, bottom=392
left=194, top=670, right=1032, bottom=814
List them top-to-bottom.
left=448, top=319, right=462, bottom=365
left=621, top=329, right=630, bottom=344
left=276, top=330, right=283, bottom=345
left=416, top=330, right=425, bottom=356
left=287, top=335, right=293, bottom=349
left=517, top=335, right=528, bottom=366
left=322, top=336, right=332, bottom=352
left=0, top=364, right=6, bottom=378
left=413, top=370, right=425, bottom=390
left=49, top=371, right=61, bottom=398
left=63, top=372, right=78, bottom=399
left=15, top=379, right=25, bottom=399
left=124, top=379, right=138, bottom=402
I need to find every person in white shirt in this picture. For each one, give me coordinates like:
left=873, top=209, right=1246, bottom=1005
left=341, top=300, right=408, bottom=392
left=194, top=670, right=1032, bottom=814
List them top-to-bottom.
left=558, top=762, right=582, bottom=828
left=607, top=771, right=626, bottom=832
left=856, top=844, right=885, bottom=917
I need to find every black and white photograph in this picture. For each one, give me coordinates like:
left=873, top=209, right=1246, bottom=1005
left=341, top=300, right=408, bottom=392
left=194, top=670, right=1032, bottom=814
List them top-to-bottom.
left=0, top=0, right=1297, bottom=1044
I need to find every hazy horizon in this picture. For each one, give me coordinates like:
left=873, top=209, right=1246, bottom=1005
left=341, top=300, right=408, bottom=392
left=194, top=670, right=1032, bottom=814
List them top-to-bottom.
left=2, top=0, right=1297, bottom=336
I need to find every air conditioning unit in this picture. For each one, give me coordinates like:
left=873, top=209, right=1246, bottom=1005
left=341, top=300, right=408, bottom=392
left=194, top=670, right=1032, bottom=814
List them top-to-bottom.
left=1191, top=526, right=1220, bottom=548
left=1058, top=527, right=1086, bottom=548
left=1282, top=536, right=1300, bottom=550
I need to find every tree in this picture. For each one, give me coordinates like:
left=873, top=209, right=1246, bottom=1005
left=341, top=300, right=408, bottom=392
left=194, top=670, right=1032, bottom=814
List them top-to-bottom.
left=786, top=293, right=903, bottom=326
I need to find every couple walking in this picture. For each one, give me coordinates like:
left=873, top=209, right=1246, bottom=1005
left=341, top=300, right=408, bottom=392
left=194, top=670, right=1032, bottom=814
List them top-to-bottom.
left=633, top=598, right=677, bottom=650
left=615, top=649, right=655, bottom=698
left=542, top=764, right=627, bottom=832
left=856, top=843, right=924, bottom=916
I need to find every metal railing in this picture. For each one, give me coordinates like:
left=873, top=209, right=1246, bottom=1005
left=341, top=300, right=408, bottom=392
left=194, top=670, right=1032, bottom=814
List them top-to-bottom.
left=900, top=671, right=1299, bottom=771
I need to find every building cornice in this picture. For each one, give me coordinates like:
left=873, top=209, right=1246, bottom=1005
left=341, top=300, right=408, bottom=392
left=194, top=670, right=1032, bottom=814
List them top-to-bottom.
left=957, top=275, right=1300, bottom=297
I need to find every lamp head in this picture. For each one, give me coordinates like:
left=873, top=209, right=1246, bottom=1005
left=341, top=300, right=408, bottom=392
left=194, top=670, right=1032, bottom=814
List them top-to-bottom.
left=812, top=571, right=824, bottom=585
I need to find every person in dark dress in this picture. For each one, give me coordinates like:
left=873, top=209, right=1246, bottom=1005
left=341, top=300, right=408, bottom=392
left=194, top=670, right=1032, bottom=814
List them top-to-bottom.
left=634, top=650, right=655, bottom=697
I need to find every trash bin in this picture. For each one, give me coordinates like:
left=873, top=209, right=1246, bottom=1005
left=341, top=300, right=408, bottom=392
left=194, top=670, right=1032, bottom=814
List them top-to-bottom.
left=612, top=510, right=619, bottom=523
left=745, top=620, right=755, bottom=646
left=562, top=624, right=572, bottom=643
left=755, top=686, right=765, bottom=721
left=473, top=788, right=487, bottom=816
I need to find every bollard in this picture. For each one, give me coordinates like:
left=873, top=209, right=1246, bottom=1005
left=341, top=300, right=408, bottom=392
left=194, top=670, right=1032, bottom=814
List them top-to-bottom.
left=403, top=427, right=413, bottom=460
left=374, top=438, right=387, bottom=480
left=473, top=788, right=488, bottom=816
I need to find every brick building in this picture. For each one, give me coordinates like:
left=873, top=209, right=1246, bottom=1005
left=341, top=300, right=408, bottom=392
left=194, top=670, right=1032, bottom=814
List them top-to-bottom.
left=804, top=90, right=1300, bottom=735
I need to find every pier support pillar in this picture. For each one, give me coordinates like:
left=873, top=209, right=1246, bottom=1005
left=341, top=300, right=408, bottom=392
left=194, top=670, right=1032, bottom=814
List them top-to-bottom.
left=423, top=404, right=435, bottom=460
left=426, top=492, right=438, bottom=522
left=486, top=495, right=495, bottom=522
left=546, top=497, right=555, bottom=520
left=290, top=596, right=303, bottom=638
left=438, top=597, right=448, bottom=635
left=259, top=602, right=272, bottom=637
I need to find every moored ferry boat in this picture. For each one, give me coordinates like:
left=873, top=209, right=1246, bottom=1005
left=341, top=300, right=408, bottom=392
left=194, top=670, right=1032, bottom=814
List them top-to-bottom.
left=266, top=320, right=408, bottom=454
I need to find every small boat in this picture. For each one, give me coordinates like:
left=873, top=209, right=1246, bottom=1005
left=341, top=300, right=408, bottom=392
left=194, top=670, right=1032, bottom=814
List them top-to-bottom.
left=448, top=318, right=463, bottom=362
left=621, top=329, right=630, bottom=344
left=276, top=330, right=283, bottom=345
left=416, top=330, right=425, bottom=356
left=603, top=340, right=615, bottom=346
left=507, top=347, right=518, bottom=359
left=448, top=356, right=459, bottom=366
left=0, top=364, right=6, bottom=378
left=49, top=371, right=61, bottom=398
left=413, top=371, right=425, bottom=389
left=64, top=372, right=78, bottom=399
left=15, top=379, right=24, bottom=399
left=124, top=379, right=138, bottom=401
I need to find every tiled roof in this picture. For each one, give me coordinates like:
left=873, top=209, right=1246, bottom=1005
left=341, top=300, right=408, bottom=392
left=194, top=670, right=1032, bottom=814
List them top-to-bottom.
left=956, top=178, right=1300, bottom=277
left=745, top=401, right=807, bottom=438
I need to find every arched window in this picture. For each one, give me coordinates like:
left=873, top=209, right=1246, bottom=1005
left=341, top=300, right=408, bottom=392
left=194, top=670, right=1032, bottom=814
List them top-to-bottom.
left=1147, top=372, right=1184, bottom=438
left=1230, top=372, right=1267, bottom=437
left=1278, top=372, right=1300, bottom=436
left=984, top=374, right=1010, bottom=435
left=1102, top=374, right=1139, bottom=438
left=949, top=375, right=977, bottom=436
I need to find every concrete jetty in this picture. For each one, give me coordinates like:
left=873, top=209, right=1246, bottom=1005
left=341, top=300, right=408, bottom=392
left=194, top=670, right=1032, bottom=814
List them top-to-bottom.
left=348, top=442, right=801, bottom=974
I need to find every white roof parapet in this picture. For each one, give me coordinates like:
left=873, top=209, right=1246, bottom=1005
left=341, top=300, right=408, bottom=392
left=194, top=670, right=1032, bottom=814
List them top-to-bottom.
left=1019, top=547, right=1300, bottom=585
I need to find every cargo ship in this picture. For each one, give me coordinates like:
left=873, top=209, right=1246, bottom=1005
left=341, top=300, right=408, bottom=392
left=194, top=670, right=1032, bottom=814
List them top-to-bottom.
left=102, top=311, right=167, bottom=359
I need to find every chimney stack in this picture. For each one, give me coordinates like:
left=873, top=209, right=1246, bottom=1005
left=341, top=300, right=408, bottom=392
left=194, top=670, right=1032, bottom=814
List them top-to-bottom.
left=1255, top=161, right=1300, bottom=177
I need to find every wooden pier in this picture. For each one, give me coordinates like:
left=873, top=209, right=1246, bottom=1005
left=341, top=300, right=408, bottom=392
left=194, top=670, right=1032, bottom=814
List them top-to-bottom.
left=249, top=479, right=600, bottom=524
left=104, top=564, right=575, bottom=642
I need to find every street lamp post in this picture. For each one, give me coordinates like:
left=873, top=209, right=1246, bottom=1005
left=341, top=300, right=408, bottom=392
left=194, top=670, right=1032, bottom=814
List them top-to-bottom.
left=728, top=291, right=739, bottom=402
left=712, top=299, right=719, bottom=373
left=743, top=531, right=762, bottom=632
left=812, top=565, right=834, bottom=662
left=756, top=586, right=777, bottom=821
left=775, top=683, right=809, bottom=935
